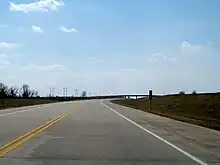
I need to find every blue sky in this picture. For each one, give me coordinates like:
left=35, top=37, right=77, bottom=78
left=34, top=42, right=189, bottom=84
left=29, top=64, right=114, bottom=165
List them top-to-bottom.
left=0, top=0, right=219, bottom=96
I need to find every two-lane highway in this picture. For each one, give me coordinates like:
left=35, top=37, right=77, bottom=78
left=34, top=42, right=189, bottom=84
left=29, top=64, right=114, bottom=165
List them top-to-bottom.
left=0, top=100, right=212, bottom=165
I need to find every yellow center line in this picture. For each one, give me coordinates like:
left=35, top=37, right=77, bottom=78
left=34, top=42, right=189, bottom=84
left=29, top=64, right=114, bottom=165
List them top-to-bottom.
left=0, top=111, right=72, bottom=157
left=0, top=113, right=65, bottom=151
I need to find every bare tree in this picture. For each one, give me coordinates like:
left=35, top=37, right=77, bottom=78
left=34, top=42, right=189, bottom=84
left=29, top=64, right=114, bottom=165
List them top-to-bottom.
left=0, top=83, right=8, bottom=98
left=0, top=83, right=39, bottom=99
left=21, top=84, right=31, bottom=98
left=7, top=86, right=19, bottom=98
left=29, top=90, right=39, bottom=97
left=33, top=90, right=39, bottom=97
left=179, top=90, right=185, bottom=95
left=192, top=90, right=197, bottom=95
left=81, top=91, right=87, bottom=97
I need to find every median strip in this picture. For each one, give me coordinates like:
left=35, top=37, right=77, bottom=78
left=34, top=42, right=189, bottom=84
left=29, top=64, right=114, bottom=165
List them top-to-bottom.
left=0, top=111, right=72, bottom=157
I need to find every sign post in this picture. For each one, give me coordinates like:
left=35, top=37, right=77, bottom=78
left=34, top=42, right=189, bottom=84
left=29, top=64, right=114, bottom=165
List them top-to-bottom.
left=149, top=90, right=152, bottom=111
left=1, top=99, right=5, bottom=109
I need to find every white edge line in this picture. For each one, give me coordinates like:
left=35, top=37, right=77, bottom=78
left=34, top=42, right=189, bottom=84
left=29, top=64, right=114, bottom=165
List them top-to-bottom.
left=0, top=101, right=72, bottom=117
left=101, top=101, right=208, bottom=165
left=0, top=104, right=52, bottom=117
left=0, top=104, right=44, bottom=113
left=0, top=106, right=31, bottom=112
left=0, top=108, right=36, bottom=117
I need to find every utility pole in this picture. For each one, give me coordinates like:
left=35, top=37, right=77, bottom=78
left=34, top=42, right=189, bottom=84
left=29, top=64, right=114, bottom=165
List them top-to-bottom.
left=49, top=88, right=55, bottom=97
left=49, top=88, right=52, bottom=97
left=52, top=88, right=55, bottom=97
left=63, top=88, right=67, bottom=97
left=63, top=88, right=65, bottom=97
left=74, top=89, right=79, bottom=97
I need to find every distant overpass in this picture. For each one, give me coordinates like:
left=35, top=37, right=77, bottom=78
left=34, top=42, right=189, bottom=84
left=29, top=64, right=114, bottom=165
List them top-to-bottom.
left=41, top=94, right=149, bottom=101
left=87, top=94, right=149, bottom=99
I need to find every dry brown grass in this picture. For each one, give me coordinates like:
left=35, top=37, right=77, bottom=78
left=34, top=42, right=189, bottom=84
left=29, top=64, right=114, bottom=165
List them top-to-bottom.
left=112, top=93, right=220, bottom=130
left=0, top=99, right=57, bottom=109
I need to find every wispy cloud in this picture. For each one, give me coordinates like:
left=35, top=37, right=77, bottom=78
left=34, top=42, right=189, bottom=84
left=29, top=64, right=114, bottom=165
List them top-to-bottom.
left=9, top=0, right=64, bottom=13
left=0, top=25, right=25, bottom=32
left=32, top=25, right=44, bottom=33
left=59, top=26, right=78, bottom=33
left=181, top=41, right=204, bottom=53
left=0, top=42, right=22, bottom=49
left=148, top=52, right=177, bottom=63
left=148, top=52, right=164, bottom=62
left=0, top=54, right=10, bottom=68
left=23, top=64, right=68, bottom=71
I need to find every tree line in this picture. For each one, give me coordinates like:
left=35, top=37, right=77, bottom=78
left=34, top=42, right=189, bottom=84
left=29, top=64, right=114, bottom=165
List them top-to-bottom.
left=0, top=83, right=39, bottom=98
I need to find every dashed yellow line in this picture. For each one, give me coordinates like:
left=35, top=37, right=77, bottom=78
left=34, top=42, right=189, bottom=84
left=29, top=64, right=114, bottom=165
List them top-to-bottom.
left=0, top=111, right=71, bottom=157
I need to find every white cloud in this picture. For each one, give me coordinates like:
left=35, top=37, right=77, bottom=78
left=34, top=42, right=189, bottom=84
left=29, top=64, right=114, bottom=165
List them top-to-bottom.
left=9, top=0, right=64, bottom=13
left=0, top=25, right=25, bottom=31
left=32, top=25, right=44, bottom=33
left=59, top=26, right=78, bottom=33
left=0, top=39, right=217, bottom=96
left=181, top=41, right=204, bottom=53
left=0, top=42, right=22, bottom=49
left=148, top=52, right=178, bottom=63
left=148, top=52, right=163, bottom=62
left=0, top=54, right=10, bottom=68
left=1, top=56, right=218, bottom=96
left=168, top=57, right=178, bottom=63
left=23, top=64, right=68, bottom=71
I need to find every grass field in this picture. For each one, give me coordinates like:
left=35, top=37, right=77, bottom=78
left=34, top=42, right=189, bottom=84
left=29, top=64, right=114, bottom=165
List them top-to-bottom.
left=112, top=93, right=220, bottom=130
left=0, top=99, right=58, bottom=109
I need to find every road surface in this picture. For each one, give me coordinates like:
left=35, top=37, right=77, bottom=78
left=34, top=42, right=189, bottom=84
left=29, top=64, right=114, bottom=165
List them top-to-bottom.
left=0, top=100, right=219, bottom=165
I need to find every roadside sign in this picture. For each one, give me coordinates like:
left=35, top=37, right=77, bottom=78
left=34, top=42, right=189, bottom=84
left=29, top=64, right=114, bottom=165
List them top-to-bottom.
left=149, top=90, right=152, bottom=100
left=149, top=90, right=152, bottom=111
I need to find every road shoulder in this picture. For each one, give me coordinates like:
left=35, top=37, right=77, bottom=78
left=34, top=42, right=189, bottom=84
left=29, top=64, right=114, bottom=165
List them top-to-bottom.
left=104, top=100, right=220, bottom=164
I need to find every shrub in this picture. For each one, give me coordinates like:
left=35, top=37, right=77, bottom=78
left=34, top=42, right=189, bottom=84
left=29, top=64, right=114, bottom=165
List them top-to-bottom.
left=192, top=90, right=197, bottom=95
left=179, top=91, right=185, bottom=95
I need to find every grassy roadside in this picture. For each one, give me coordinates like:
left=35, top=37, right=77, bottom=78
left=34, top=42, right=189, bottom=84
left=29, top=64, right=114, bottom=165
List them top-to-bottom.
left=112, top=93, right=220, bottom=131
left=0, top=99, right=58, bottom=110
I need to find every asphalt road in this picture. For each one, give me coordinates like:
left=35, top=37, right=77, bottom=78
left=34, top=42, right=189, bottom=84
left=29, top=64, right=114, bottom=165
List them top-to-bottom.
left=0, top=100, right=218, bottom=165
